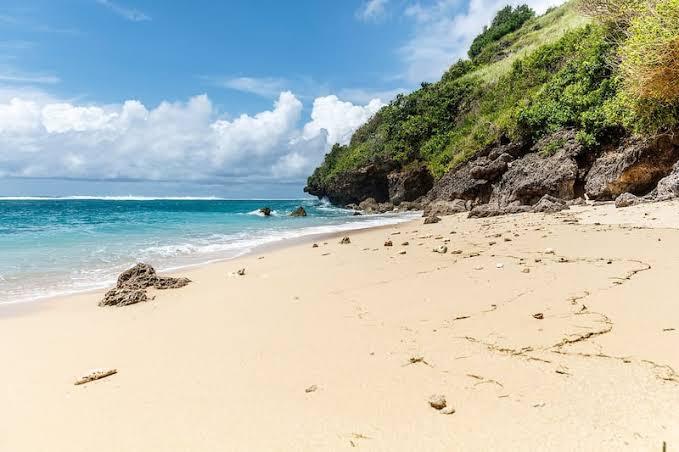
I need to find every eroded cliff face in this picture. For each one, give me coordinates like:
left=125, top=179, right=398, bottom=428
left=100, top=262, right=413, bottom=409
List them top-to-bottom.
left=304, top=129, right=679, bottom=215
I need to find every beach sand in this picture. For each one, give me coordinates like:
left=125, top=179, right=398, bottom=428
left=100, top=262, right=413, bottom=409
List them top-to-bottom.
left=2, top=200, right=679, bottom=451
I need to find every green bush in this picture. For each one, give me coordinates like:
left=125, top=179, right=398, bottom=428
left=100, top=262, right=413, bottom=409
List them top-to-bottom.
left=469, top=5, right=535, bottom=59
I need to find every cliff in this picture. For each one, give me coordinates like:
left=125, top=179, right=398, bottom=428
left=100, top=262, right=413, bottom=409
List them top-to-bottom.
left=305, top=0, right=679, bottom=213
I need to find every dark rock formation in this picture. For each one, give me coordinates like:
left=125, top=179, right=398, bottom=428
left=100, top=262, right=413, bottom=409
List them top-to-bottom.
left=489, top=131, right=583, bottom=206
left=585, top=134, right=679, bottom=199
left=304, top=161, right=397, bottom=205
left=427, top=161, right=494, bottom=205
left=387, top=165, right=434, bottom=205
left=532, top=194, right=569, bottom=213
left=358, top=197, right=379, bottom=212
left=468, top=204, right=532, bottom=218
left=290, top=206, right=307, bottom=217
left=259, top=207, right=272, bottom=216
left=100, top=263, right=190, bottom=307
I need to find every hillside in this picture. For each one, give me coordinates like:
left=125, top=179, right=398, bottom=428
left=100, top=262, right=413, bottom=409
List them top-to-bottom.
left=305, top=0, right=679, bottom=212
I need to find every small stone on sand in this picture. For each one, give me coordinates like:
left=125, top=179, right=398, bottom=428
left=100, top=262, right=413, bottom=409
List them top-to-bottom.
left=340, top=237, right=351, bottom=245
left=384, top=240, right=393, bottom=247
left=401, top=241, right=409, bottom=246
left=312, top=243, right=319, bottom=248
left=433, top=245, right=448, bottom=254
left=545, top=248, right=555, bottom=254
left=398, top=250, right=407, bottom=255
left=496, top=263, right=504, bottom=268
left=237, top=268, right=246, bottom=276
left=522, top=268, right=530, bottom=273
left=533, top=312, right=544, bottom=320
left=305, top=385, right=318, bottom=393
left=428, top=394, right=447, bottom=410
left=440, top=406, right=456, bottom=415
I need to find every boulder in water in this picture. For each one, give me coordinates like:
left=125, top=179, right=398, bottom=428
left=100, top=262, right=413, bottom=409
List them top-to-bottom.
left=290, top=206, right=307, bottom=217
left=259, top=207, right=272, bottom=216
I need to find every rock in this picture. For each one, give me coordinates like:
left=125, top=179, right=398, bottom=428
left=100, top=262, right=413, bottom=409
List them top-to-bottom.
left=490, top=131, right=582, bottom=206
left=585, top=134, right=679, bottom=199
left=470, top=159, right=508, bottom=181
left=427, top=160, right=494, bottom=205
left=304, top=161, right=397, bottom=206
left=655, top=161, right=679, bottom=200
left=387, top=165, right=434, bottom=205
left=615, top=192, right=642, bottom=208
left=532, top=194, right=569, bottom=213
left=358, top=197, right=380, bottom=212
left=423, top=199, right=467, bottom=217
left=377, top=202, right=395, bottom=213
left=468, top=204, right=531, bottom=218
left=290, top=206, right=307, bottom=217
left=353, top=211, right=362, bottom=216
left=424, top=216, right=441, bottom=224
left=340, top=237, right=351, bottom=245
left=384, top=240, right=393, bottom=247
left=401, top=241, right=410, bottom=246
left=312, top=243, right=319, bottom=248
left=433, top=245, right=448, bottom=254
left=545, top=248, right=555, bottom=254
left=398, top=250, right=407, bottom=255
left=99, top=263, right=190, bottom=307
left=496, top=263, right=504, bottom=269
left=237, top=268, right=246, bottom=276
left=522, top=268, right=531, bottom=273
left=100, top=287, right=149, bottom=307
left=533, top=312, right=544, bottom=320
left=305, top=385, right=318, bottom=393
left=428, top=394, right=447, bottom=410
left=440, top=406, right=456, bottom=415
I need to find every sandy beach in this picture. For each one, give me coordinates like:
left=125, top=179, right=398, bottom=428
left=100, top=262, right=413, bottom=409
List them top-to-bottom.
left=2, top=201, right=679, bottom=451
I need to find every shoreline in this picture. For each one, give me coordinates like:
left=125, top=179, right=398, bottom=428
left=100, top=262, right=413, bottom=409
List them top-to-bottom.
left=2, top=200, right=679, bottom=450
left=0, top=212, right=420, bottom=316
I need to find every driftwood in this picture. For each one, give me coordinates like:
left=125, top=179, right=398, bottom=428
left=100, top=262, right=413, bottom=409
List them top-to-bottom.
left=74, top=369, right=117, bottom=385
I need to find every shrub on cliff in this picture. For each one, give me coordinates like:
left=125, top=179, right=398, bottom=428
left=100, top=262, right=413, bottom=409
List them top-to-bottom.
left=468, top=5, right=536, bottom=60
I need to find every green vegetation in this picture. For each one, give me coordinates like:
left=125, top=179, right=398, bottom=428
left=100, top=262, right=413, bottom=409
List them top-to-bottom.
left=308, top=0, right=679, bottom=189
left=468, top=5, right=535, bottom=61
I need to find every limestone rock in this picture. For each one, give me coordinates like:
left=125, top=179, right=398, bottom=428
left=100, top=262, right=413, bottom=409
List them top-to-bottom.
left=615, top=192, right=642, bottom=208
left=424, top=216, right=441, bottom=224
left=428, top=394, right=447, bottom=410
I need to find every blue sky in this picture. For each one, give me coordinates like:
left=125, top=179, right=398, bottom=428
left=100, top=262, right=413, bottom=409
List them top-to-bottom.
left=0, top=0, right=560, bottom=197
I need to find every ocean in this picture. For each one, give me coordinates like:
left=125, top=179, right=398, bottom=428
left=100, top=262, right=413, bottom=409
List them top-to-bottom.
left=0, top=197, right=418, bottom=304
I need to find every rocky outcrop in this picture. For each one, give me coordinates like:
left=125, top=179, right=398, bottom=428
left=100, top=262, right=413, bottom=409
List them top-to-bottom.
left=489, top=131, right=583, bottom=206
left=585, top=134, right=679, bottom=199
left=304, top=161, right=397, bottom=205
left=426, top=161, right=495, bottom=205
left=655, top=161, right=679, bottom=200
left=387, top=165, right=434, bottom=205
left=614, top=192, right=642, bottom=208
left=422, top=199, right=468, bottom=217
left=290, top=206, right=307, bottom=217
left=259, top=207, right=272, bottom=216
left=100, top=263, right=190, bottom=307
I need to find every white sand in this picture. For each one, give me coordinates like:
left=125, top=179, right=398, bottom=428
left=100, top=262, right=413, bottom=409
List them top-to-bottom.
left=1, top=200, right=678, bottom=451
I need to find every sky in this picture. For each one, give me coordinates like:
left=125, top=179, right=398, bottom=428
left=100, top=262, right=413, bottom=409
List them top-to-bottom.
left=0, top=0, right=563, bottom=198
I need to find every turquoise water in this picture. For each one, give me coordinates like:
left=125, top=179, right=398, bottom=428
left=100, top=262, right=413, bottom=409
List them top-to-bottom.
left=0, top=197, right=417, bottom=304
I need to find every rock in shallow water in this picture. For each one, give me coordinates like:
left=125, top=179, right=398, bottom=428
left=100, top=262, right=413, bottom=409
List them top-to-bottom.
left=290, top=206, right=307, bottom=217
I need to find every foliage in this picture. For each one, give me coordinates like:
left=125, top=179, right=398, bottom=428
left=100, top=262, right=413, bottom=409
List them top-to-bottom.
left=308, top=0, right=679, bottom=190
left=468, top=5, right=536, bottom=60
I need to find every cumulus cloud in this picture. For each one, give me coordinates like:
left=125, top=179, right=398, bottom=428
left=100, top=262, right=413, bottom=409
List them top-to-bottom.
left=356, top=0, right=390, bottom=22
left=400, top=0, right=566, bottom=83
left=0, top=89, right=383, bottom=184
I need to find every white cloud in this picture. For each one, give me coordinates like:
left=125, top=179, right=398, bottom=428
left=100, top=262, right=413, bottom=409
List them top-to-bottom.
left=96, top=0, right=151, bottom=22
left=357, top=0, right=389, bottom=22
left=400, top=0, right=565, bottom=83
left=209, top=76, right=288, bottom=98
left=0, top=89, right=381, bottom=184
left=303, top=95, right=383, bottom=146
